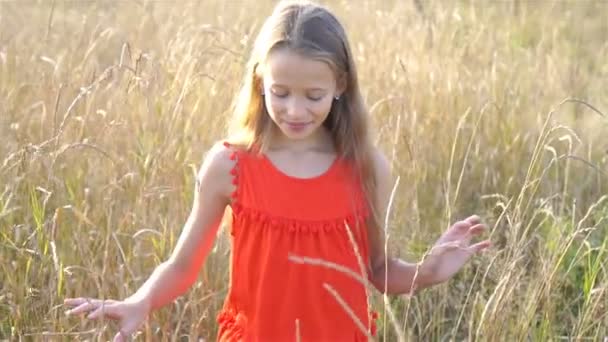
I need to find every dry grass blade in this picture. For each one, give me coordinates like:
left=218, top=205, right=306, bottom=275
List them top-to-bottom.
left=323, top=283, right=375, bottom=341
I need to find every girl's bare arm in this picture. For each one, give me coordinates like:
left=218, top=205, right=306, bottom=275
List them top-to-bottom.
left=126, top=142, right=234, bottom=311
left=367, top=148, right=489, bottom=295
left=365, top=149, right=431, bottom=295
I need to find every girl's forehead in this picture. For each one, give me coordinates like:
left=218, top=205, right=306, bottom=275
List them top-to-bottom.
left=263, top=49, right=336, bottom=87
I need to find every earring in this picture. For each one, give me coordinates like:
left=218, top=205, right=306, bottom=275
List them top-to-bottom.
left=334, top=95, right=340, bottom=101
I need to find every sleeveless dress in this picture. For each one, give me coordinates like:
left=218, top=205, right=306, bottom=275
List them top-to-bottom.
left=217, top=142, right=378, bottom=341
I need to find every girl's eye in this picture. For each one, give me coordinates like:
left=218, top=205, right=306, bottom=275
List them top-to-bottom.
left=269, top=89, right=323, bottom=101
left=271, top=90, right=288, bottom=98
left=307, top=95, right=323, bottom=102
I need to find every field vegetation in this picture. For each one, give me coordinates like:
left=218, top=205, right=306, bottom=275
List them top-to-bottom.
left=1, top=0, right=607, bottom=340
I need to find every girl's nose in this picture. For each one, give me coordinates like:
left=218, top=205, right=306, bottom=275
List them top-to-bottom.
left=286, top=97, right=305, bottom=118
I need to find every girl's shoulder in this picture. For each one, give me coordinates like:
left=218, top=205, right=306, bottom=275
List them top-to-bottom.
left=203, top=139, right=253, bottom=163
left=195, top=141, right=240, bottom=200
left=203, top=141, right=237, bottom=169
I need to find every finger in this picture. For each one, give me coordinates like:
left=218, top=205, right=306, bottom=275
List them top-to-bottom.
left=465, top=215, right=481, bottom=225
left=451, top=221, right=470, bottom=233
left=459, top=224, right=488, bottom=246
left=467, top=224, right=487, bottom=236
left=468, top=240, right=492, bottom=253
left=430, top=241, right=464, bottom=255
left=64, top=297, right=91, bottom=307
left=65, top=298, right=116, bottom=304
left=65, top=298, right=106, bottom=307
left=66, top=299, right=117, bottom=316
left=66, top=302, right=97, bottom=315
left=88, top=303, right=120, bottom=320
left=87, top=306, right=103, bottom=320
left=115, top=317, right=141, bottom=342
left=122, top=320, right=141, bottom=337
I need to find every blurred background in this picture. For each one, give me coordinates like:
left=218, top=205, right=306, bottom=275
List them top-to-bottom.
left=1, top=0, right=607, bottom=340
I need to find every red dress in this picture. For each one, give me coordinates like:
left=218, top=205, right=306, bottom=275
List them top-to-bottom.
left=217, top=143, right=377, bottom=341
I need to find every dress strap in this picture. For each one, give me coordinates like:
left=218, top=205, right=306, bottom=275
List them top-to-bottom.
left=223, top=141, right=241, bottom=210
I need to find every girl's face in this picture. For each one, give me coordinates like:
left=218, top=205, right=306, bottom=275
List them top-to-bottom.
left=261, top=48, right=342, bottom=143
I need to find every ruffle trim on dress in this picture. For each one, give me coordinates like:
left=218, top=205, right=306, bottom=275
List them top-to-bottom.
left=223, top=140, right=370, bottom=234
left=223, top=141, right=241, bottom=206
left=231, top=203, right=369, bottom=234
left=217, top=307, right=248, bottom=341
left=217, top=308, right=377, bottom=341
left=349, top=310, right=380, bottom=341
left=369, top=310, right=379, bottom=336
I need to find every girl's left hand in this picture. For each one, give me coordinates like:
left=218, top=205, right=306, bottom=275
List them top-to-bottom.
left=421, top=215, right=491, bottom=285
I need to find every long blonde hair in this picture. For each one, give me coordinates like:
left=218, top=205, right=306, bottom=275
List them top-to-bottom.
left=228, top=0, right=380, bottom=231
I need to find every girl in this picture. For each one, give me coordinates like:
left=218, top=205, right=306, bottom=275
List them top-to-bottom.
left=64, top=1, right=491, bottom=341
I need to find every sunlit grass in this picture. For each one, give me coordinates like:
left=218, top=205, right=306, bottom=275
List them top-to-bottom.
left=1, top=0, right=607, bottom=340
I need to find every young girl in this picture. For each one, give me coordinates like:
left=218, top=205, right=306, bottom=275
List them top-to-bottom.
left=65, top=1, right=491, bottom=340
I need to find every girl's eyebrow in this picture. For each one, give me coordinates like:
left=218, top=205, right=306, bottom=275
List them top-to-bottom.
left=271, top=84, right=327, bottom=92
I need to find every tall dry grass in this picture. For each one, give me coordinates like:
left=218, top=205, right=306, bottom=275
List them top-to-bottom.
left=1, top=0, right=607, bottom=340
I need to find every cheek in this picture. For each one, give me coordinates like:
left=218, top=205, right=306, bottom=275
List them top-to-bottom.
left=264, top=96, right=283, bottom=118
left=313, top=98, right=334, bottom=117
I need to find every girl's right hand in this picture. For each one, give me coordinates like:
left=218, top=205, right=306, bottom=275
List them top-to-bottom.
left=64, top=296, right=150, bottom=341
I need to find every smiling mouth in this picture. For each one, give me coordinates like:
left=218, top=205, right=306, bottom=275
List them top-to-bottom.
left=284, top=121, right=311, bottom=132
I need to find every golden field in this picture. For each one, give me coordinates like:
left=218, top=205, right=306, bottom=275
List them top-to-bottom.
left=1, top=0, right=607, bottom=340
